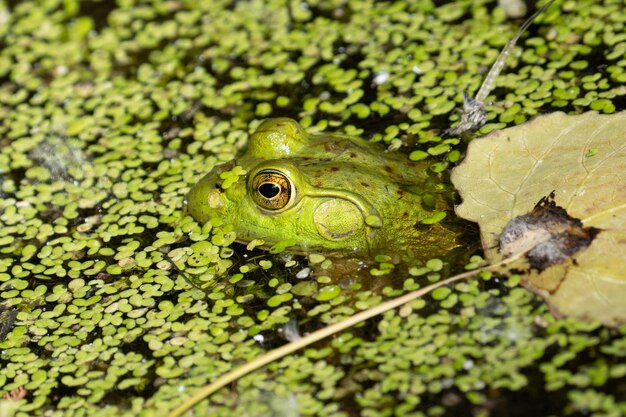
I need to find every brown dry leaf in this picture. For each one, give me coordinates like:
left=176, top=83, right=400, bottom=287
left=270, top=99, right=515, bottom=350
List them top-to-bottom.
left=451, top=111, right=626, bottom=326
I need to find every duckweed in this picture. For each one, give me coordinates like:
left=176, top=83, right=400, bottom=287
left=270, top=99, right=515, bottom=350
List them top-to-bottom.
left=0, top=0, right=624, bottom=416
left=316, top=285, right=342, bottom=302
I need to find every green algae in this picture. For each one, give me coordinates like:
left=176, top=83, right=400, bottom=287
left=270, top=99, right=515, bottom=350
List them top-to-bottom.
left=0, top=0, right=624, bottom=416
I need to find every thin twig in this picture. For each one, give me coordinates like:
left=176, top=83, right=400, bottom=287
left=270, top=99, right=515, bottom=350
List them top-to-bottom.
left=446, top=0, right=556, bottom=136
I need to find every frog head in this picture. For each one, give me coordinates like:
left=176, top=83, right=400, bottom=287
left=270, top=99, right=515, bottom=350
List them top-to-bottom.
left=186, top=118, right=457, bottom=258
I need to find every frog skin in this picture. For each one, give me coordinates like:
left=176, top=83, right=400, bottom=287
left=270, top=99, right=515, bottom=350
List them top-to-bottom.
left=186, top=118, right=460, bottom=259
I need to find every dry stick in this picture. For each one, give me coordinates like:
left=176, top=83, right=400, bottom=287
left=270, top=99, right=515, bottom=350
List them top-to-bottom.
left=447, top=0, right=556, bottom=135
left=475, top=0, right=555, bottom=103
left=167, top=254, right=524, bottom=417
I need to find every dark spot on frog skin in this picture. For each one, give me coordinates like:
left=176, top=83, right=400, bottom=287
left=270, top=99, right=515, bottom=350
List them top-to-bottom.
left=325, top=139, right=351, bottom=153
left=349, top=152, right=358, bottom=158
left=383, top=166, right=393, bottom=173
left=330, top=167, right=339, bottom=172
left=360, top=182, right=370, bottom=187
left=396, top=189, right=405, bottom=196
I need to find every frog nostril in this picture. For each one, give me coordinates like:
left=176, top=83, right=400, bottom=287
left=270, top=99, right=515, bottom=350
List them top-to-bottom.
left=259, top=183, right=280, bottom=199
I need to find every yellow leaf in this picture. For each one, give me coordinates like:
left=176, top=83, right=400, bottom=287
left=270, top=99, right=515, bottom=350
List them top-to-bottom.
left=451, top=111, right=626, bottom=326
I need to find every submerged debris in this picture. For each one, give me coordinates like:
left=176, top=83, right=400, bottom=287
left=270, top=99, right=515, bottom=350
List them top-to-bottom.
left=2, top=387, right=27, bottom=401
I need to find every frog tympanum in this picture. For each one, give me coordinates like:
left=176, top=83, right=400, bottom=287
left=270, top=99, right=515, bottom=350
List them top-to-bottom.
left=186, top=118, right=460, bottom=259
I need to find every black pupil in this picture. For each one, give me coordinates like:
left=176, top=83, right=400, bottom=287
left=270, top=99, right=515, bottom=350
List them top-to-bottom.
left=259, top=183, right=280, bottom=199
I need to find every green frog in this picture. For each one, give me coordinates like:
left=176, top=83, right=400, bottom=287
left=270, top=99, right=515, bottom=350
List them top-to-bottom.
left=186, top=118, right=460, bottom=259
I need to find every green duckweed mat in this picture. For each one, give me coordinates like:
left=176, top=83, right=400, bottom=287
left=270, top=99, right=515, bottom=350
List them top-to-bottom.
left=0, top=0, right=624, bottom=416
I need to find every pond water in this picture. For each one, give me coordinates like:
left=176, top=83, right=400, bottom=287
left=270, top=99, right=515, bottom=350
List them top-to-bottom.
left=0, top=0, right=624, bottom=416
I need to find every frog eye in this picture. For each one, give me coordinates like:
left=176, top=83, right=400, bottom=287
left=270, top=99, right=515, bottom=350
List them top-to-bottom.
left=251, top=170, right=294, bottom=210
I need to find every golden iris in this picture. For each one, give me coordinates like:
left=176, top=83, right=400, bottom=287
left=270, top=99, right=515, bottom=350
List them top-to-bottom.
left=251, top=170, right=293, bottom=210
